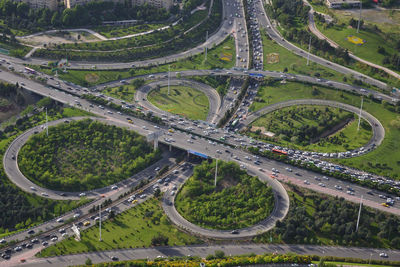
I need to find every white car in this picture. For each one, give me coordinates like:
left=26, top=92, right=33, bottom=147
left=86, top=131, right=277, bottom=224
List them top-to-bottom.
left=111, top=185, right=118, bottom=190
left=79, top=193, right=86, bottom=197
left=73, top=213, right=80, bottom=218
left=379, top=252, right=388, bottom=258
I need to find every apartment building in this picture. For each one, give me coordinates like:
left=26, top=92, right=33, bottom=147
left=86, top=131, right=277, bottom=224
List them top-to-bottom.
left=13, top=0, right=58, bottom=11
left=64, top=0, right=173, bottom=9
left=325, top=0, right=361, bottom=8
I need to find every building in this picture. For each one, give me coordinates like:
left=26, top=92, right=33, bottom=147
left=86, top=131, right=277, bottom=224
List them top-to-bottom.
left=13, top=0, right=59, bottom=11
left=64, top=0, right=173, bottom=9
left=325, top=0, right=361, bottom=8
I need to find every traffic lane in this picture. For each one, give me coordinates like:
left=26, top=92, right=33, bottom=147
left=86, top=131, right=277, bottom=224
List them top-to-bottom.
left=255, top=0, right=387, bottom=90
left=1, top=70, right=398, bottom=213
left=171, top=133, right=400, bottom=214
left=1, top=155, right=178, bottom=260
left=11, top=244, right=400, bottom=267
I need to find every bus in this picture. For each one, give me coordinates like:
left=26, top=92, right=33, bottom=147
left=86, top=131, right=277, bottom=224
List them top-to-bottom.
left=25, top=67, right=36, bottom=75
left=231, top=119, right=239, bottom=128
left=272, top=149, right=288, bottom=156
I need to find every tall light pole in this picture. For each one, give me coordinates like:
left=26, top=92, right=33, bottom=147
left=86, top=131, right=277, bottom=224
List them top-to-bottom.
left=357, top=1, right=362, bottom=33
left=205, top=31, right=208, bottom=61
left=307, top=35, right=312, bottom=66
left=168, top=65, right=170, bottom=96
left=357, top=96, right=364, bottom=132
left=45, top=107, right=48, bottom=136
left=214, top=158, right=218, bottom=187
left=356, top=195, right=363, bottom=232
left=99, top=204, right=102, bottom=241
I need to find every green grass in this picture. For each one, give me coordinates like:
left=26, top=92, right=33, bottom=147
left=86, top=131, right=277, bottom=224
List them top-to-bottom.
left=317, top=23, right=399, bottom=74
left=262, top=31, right=343, bottom=82
left=31, top=36, right=235, bottom=87
left=251, top=80, right=400, bottom=179
left=104, top=84, right=137, bottom=102
left=148, top=85, right=209, bottom=121
left=248, top=105, right=372, bottom=153
left=61, top=107, right=94, bottom=117
left=37, top=198, right=200, bottom=257
left=311, top=261, right=390, bottom=267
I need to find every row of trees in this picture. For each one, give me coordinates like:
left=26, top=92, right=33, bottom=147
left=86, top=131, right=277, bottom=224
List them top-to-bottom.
left=0, top=0, right=171, bottom=32
left=18, top=119, right=161, bottom=191
left=175, top=160, right=274, bottom=230
left=257, top=184, right=400, bottom=249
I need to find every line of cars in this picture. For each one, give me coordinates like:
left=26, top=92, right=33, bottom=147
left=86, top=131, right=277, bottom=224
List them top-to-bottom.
left=247, top=0, right=263, bottom=70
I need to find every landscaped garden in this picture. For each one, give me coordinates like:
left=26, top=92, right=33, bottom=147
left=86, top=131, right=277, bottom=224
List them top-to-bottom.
left=32, top=0, right=223, bottom=62
left=261, top=32, right=344, bottom=83
left=31, top=35, right=235, bottom=88
left=103, top=78, right=146, bottom=102
left=250, top=79, right=400, bottom=179
left=147, top=85, right=209, bottom=121
left=246, top=105, right=372, bottom=153
left=18, top=119, right=161, bottom=191
left=175, top=160, right=275, bottom=230
left=254, top=183, right=400, bottom=249
left=37, top=197, right=200, bottom=257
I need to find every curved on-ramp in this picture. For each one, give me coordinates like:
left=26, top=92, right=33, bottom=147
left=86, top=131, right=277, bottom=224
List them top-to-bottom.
left=135, top=79, right=222, bottom=124
left=242, top=99, right=385, bottom=154
left=3, top=116, right=168, bottom=200
left=162, top=166, right=289, bottom=239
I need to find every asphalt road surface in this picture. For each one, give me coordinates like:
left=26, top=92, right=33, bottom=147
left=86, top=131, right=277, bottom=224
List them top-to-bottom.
left=134, top=78, right=222, bottom=124
left=242, top=99, right=385, bottom=150
left=162, top=164, right=289, bottom=239
left=4, top=244, right=400, bottom=267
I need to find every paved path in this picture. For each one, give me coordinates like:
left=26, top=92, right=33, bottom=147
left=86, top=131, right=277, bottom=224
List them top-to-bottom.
left=304, top=0, right=400, bottom=81
left=18, top=28, right=108, bottom=41
left=135, top=79, right=222, bottom=124
left=242, top=99, right=385, bottom=156
left=162, top=165, right=289, bottom=239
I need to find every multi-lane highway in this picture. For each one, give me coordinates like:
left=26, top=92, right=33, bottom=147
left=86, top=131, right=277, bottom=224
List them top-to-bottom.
left=1, top=69, right=400, bottom=217
left=5, top=243, right=400, bottom=267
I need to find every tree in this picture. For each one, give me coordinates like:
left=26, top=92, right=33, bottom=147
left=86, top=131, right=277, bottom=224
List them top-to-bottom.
left=214, top=250, right=225, bottom=259
left=85, top=258, right=92, bottom=265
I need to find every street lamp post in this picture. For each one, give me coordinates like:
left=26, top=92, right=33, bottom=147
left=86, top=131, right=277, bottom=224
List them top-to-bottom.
left=99, top=204, right=102, bottom=242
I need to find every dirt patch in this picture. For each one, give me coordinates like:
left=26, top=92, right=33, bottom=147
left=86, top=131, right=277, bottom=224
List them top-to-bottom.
left=220, top=52, right=232, bottom=61
left=266, top=53, right=279, bottom=64
left=85, top=73, right=100, bottom=83
left=310, top=118, right=354, bottom=143
left=250, top=126, right=275, bottom=137
left=218, top=173, right=239, bottom=191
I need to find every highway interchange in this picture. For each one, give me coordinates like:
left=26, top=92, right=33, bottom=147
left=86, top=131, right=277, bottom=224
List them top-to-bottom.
left=1, top=0, right=400, bottom=265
